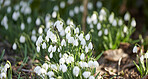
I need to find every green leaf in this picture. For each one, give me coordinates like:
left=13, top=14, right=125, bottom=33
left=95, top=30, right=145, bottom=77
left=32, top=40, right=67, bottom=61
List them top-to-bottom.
left=95, top=52, right=103, bottom=60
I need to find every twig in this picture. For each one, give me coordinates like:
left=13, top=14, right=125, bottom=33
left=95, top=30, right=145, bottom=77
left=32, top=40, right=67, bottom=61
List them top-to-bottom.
left=21, top=69, right=33, bottom=73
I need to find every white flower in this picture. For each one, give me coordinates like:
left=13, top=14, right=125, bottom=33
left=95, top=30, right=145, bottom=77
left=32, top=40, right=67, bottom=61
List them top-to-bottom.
left=68, top=0, right=73, bottom=4
left=60, top=1, right=65, bottom=9
left=96, top=1, right=102, bottom=8
left=87, top=2, right=93, bottom=10
left=53, top=5, right=59, bottom=11
left=7, top=6, right=11, bottom=13
left=74, top=6, right=79, bottom=14
left=100, top=8, right=106, bottom=16
left=69, top=10, right=74, bottom=17
left=12, top=11, right=20, bottom=21
left=52, top=11, right=57, bottom=18
left=124, top=12, right=130, bottom=21
left=109, top=13, right=114, bottom=23
left=99, top=14, right=104, bottom=21
left=1, top=16, right=8, bottom=30
left=87, top=16, right=92, bottom=24
left=27, top=17, right=32, bottom=24
left=112, top=19, right=117, bottom=26
left=118, top=19, right=123, bottom=26
left=131, top=19, right=136, bottom=27
left=21, top=22, right=25, bottom=30
left=97, top=23, right=101, bottom=30
left=89, top=24, right=94, bottom=29
left=65, top=26, right=71, bottom=34
left=123, top=26, right=128, bottom=33
left=38, top=27, right=43, bottom=34
left=75, top=27, right=80, bottom=34
left=104, top=29, right=108, bottom=35
left=60, top=30, right=65, bottom=36
left=98, top=30, right=102, bottom=37
left=66, top=33, right=71, bottom=40
left=78, top=33, right=84, bottom=41
left=85, top=34, right=90, bottom=41
left=20, top=35, right=25, bottom=43
left=31, top=35, right=37, bottom=42
left=36, top=36, right=43, bottom=46
left=68, top=37, right=74, bottom=44
left=61, top=39, right=66, bottom=46
left=73, top=39, right=79, bottom=46
left=81, top=39, right=86, bottom=46
left=42, top=42, right=47, bottom=49
left=88, top=42, right=93, bottom=50
left=12, top=43, right=17, bottom=50
left=37, top=46, right=40, bottom=52
left=52, top=46, right=56, bottom=52
left=85, top=46, right=89, bottom=53
left=133, top=46, right=138, bottom=53
left=50, top=52, right=53, bottom=58
left=59, top=53, right=62, bottom=58
left=63, top=53, right=68, bottom=59
left=80, top=53, right=85, bottom=60
left=145, top=53, right=148, bottom=58
left=140, top=55, right=144, bottom=62
left=68, top=56, right=74, bottom=63
left=59, top=58, right=65, bottom=64
left=88, top=60, right=94, bottom=68
left=93, top=61, right=99, bottom=67
left=82, top=62, right=88, bottom=68
left=4, top=63, right=10, bottom=69
left=42, top=63, right=48, bottom=70
left=51, top=64, right=57, bottom=70
left=59, top=64, right=67, bottom=73
left=34, top=66, right=41, bottom=74
left=73, top=66, right=80, bottom=77
left=39, top=68, right=47, bottom=75
left=47, top=71, right=54, bottom=77
left=82, top=71, right=91, bottom=78
left=0, top=72, right=6, bottom=79
left=89, top=76, right=95, bottom=79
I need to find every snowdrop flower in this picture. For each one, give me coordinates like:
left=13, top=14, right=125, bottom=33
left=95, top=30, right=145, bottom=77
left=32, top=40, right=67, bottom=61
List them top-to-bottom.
left=4, top=0, right=10, bottom=6
left=68, top=0, right=73, bottom=4
left=60, top=1, right=65, bottom=9
left=96, top=1, right=102, bottom=8
left=87, top=2, right=93, bottom=10
left=53, top=5, right=59, bottom=11
left=80, top=5, right=84, bottom=12
left=7, top=6, right=11, bottom=13
left=24, top=6, right=31, bottom=15
left=74, top=6, right=79, bottom=14
left=100, top=8, right=106, bottom=16
left=69, top=10, right=74, bottom=17
left=12, top=11, right=20, bottom=21
left=52, top=11, right=57, bottom=18
left=124, top=12, right=130, bottom=21
left=91, top=13, right=97, bottom=21
left=109, top=13, right=114, bottom=23
left=99, top=14, right=104, bottom=21
left=1, top=16, right=8, bottom=30
left=87, top=16, right=92, bottom=24
left=27, top=17, right=32, bottom=24
left=36, top=18, right=41, bottom=26
left=112, top=19, right=117, bottom=26
left=118, top=19, right=123, bottom=26
left=131, top=19, right=136, bottom=27
left=21, top=23, right=25, bottom=30
left=89, top=23, right=94, bottom=29
left=97, top=23, right=101, bottom=30
left=65, top=26, right=71, bottom=34
left=123, top=26, right=128, bottom=33
left=38, top=27, right=43, bottom=34
left=75, top=27, right=80, bottom=34
left=104, top=29, right=108, bottom=35
left=60, top=30, right=65, bottom=36
left=98, top=30, right=103, bottom=37
left=66, top=33, right=71, bottom=40
left=78, top=33, right=84, bottom=41
left=50, top=34, right=57, bottom=43
left=85, top=34, right=90, bottom=41
left=20, top=35, right=25, bottom=43
left=31, top=35, right=37, bottom=42
left=36, top=36, right=43, bottom=46
left=68, top=37, right=74, bottom=44
left=61, top=39, right=66, bottom=46
left=73, top=39, right=78, bottom=46
left=81, top=39, right=86, bottom=47
left=42, top=42, right=47, bottom=49
left=88, top=42, right=93, bottom=50
left=12, top=43, right=17, bottom=50
left=48, top=45, right=52, bottom=52
left=37, top=46, right=40, bottom=52
left=52, top=46, right=56, bottom=52
left=85, top=46, right=89, bottom=53
left=133, top=46, right=138, bottom=53
left=50, top=52, right=53, bottom=58
left=59, top=53, right=62, bottom=58
left=63, top=53, right=68, bottom=59
left=80, top=53, right=85, bottom=60
left=145, top=53, right=148, bottom=58
left=140, top=55, right=144, bottom=62
left=68, top=56, right=74, bottom=63
left=59, top=58, right=65, bottom=64
left=88, top=60, right=93, bottom=68
left=93, top=61, right=99, bottom=67
left=82, top=62, right=88, bottom=68
left=4, top=63, right=10, bottom=69
left=42, top=63, right=48, bottom=70
left=51, top=64, right=57, bottom=70
left=59, top=64, right=67, bottom=73
left=34, top=66, right=41, bottom=74
left=73, top=66, right=80, bottom=77
left=39, top=68, right=47, bottom=75
left=47, top=71, right=54, bottom=77
left=83, top=71, right=91, bottom=78
left=0, top=72, right=6, bottom=79
left=89, top=76, right=95, bottom=79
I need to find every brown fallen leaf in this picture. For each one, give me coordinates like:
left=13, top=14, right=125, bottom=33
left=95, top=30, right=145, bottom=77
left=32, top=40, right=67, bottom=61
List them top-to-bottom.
left=104, top=49, right=128, bottom=61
